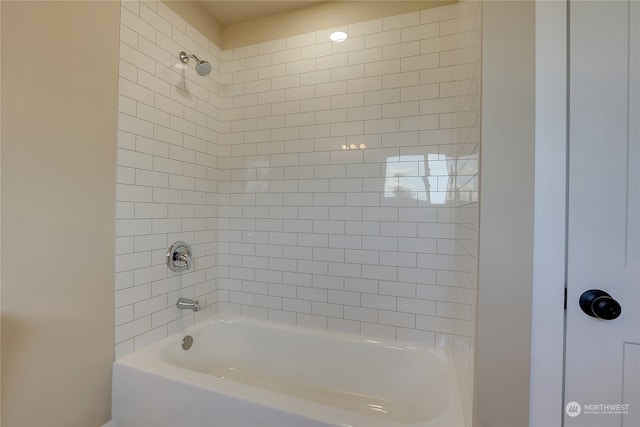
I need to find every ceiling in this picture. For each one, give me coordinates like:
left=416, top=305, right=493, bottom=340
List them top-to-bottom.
left=165, top=0, right=453, bottom=49
left=197, top=1, right=328, bottom=26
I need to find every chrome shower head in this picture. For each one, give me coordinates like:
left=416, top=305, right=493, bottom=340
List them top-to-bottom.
left=179, top=51, right=211, bottom=76
left=195, top=60, right=212, bottom=76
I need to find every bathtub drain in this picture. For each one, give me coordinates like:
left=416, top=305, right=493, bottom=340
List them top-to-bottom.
left=182, top=335, right=193, bottom=350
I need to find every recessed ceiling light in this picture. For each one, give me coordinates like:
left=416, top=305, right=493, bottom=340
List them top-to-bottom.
left=330, top=31, right=348, bottom=42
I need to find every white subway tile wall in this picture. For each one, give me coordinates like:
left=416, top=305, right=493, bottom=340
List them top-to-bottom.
left=115, top=0, right=480, bottom=359
left=115, top=0, right=225, bottom=358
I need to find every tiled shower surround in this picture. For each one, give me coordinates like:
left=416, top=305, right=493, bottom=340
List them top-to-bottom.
left=114, top=0, right=480, bottom=358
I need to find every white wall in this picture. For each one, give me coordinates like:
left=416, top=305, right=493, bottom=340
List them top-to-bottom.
left=114, top=0, right=225, bottom=357
left=114, top=1, right=480, bottom=380
left=216, top=1, right=480, bottom=346
left=529, top=1, right=567, bottom=426
left=451, top=4, right=481, bottom=424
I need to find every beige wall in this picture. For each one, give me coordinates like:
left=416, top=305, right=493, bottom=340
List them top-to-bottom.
left=0, top=0, right=3, bottom=417
left=164, top=0, right=454, bottom=50
left=164, top=0, right=224, bottom=47
left=222, top=0, right=454, bottom=49
left=475, top=1, right=535, bottom=426
left=1, top=2, right=120, bottom=426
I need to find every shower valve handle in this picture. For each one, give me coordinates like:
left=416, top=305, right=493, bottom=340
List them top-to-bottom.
left=167, top=241, right=192, bottom=272
left=177, top=252, right=191, bottom=270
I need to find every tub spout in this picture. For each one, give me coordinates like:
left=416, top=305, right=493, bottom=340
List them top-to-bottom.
left=177, top=297, right=201, bottom=312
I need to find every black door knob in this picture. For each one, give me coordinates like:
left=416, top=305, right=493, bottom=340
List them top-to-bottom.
left=579, top=289, right=622, bottom=320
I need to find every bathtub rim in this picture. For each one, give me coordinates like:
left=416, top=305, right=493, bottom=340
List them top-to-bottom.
left=113, top=315, right=467, bottom=427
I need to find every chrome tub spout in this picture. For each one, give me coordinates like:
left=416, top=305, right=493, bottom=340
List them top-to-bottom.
left=176, top=297, right=201, bottom=312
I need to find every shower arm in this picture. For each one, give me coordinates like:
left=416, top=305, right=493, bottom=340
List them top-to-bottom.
left=179, top=51, right=201, bottom=64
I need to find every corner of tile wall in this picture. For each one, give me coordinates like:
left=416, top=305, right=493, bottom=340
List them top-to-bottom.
left=115, top=0, right=224, bottom=358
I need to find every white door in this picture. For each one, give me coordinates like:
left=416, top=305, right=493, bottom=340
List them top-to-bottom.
left=565, top=1, right=640, bottom=426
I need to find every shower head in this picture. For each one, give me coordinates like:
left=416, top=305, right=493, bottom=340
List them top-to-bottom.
left=179, top=51, right=212, bottom=76
left=195, top=61, right=212, bottom=76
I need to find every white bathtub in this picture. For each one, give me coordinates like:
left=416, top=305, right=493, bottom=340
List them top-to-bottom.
left=112, top=317, right=465, bottom=427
